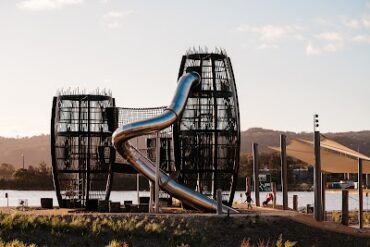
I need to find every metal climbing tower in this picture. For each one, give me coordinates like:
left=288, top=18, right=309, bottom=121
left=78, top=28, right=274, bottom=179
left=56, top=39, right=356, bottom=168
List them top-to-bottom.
left=173, top=48, right=241, bottom=205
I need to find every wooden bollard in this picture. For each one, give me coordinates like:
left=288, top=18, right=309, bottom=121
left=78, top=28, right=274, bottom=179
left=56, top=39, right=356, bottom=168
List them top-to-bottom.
left=217, top=189, right=223, bottom=215
left=341, top=190, right=349, bottom=226
left=293, top=195, right=298, bottom=211
left=98, top=200, right=109, bottom=212
left=306, top=204, right=313, bottom=214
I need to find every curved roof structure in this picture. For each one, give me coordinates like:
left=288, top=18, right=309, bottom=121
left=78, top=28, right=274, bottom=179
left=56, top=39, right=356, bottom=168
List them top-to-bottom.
left=269, top=135, right=370, bottom=173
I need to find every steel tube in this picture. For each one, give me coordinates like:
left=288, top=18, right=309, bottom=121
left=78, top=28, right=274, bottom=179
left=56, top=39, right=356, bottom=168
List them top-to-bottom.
left=112, top=72, right=237, bottom=213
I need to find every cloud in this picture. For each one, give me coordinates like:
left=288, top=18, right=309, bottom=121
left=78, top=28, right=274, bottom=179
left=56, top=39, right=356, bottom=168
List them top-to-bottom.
left=17, top=0, right=83, bottom=11
left=102, top=10, right=135, bottom=29
left=103, top=10, right=135, bottom=19
left=103, top=11, right=123, bottom=18
left=363, top=16, right=370, bottom=28
left=342, top=19, right=361, bottom=29
left=104, top=21, right=121, bottom=29
left=236, top=24, right=303, bottom=42
left=315, top=32, right=343, bottom=42
left=353, top=35, right=370, bottom=44
left=306, top=42, right=344, bottom=56
left=306, top=43, right=321, bottom=56
left=257, top=44, right=279, bottom=49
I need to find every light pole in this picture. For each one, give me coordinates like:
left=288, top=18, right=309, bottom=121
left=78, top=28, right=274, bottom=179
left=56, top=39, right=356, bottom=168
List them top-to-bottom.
left=313, top=114, right=323, bottom=221
left=21, top=153, right=25, bottom=170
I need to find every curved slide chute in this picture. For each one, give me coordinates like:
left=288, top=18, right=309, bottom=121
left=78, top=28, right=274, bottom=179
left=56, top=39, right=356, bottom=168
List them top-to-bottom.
left=112, top=72, right=238, bottom=213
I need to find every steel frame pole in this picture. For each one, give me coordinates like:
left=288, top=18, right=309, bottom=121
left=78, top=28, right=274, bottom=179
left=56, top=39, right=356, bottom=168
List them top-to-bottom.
left=155, top=131, right=160, bottom=213
left=314, top=131, right=322, bottom=221
left=280, top=134, right=288, bottom=210
left=253, top=143, right=260, bottom=207
left=358, top=158, right=363, bottom=229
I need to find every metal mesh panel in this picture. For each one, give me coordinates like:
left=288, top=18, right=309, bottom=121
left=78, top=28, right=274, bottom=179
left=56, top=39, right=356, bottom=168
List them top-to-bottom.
left=113, top=107, right=174, bottom=173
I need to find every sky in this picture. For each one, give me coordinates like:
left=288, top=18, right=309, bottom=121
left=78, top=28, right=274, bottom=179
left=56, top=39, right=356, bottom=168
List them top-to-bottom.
left=0, top=0, right=370, bottom=137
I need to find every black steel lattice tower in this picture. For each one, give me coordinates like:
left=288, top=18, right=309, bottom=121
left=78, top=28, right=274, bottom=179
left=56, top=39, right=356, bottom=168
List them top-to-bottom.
left=173, top=48, right=241, bottom=205
left=51, top=90, right=115, bottom=208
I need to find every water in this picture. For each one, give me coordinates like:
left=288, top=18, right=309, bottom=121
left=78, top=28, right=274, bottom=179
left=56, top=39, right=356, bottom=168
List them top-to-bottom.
left=0, top=190, right=369, bottom=211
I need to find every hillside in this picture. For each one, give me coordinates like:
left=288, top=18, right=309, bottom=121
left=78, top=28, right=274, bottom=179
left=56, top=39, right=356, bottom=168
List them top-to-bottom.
left=1, top=128, right=370, bottom=168
left=241, top=128, right=370, bottom=156
left=0, top=135, right=50, bottom=169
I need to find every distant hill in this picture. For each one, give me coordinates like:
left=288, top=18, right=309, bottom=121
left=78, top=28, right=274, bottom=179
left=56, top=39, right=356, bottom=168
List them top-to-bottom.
left=1, top=128, right=370, bottom=168
left=241, top=128, right=370, bottom=156
left=0, top=135, right=50, bottom=169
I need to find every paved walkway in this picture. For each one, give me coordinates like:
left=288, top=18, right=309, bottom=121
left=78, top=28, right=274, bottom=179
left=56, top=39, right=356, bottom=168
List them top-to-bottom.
left=235, top=203, right=370, bottom=238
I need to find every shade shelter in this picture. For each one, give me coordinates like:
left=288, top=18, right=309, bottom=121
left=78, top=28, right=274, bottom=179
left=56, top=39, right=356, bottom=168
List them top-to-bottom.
left=269, top=134, right=370, bottom=227
left=269, top=135, right=370, bottom=173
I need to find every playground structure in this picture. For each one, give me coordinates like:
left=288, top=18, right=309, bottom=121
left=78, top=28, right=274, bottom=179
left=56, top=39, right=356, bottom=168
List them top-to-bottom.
left=50, top=49, right=241, bottom=212
left=50, top=90, right=115, bottom=208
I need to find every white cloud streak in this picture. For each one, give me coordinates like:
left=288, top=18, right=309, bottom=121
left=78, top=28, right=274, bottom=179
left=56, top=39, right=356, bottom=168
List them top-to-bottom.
left=17, top=0, right=83, bottom=11
left=102, top=10, right=135, bottom=29
left=103, top=10, right=135, bottom=19
left=363, top=16, right=370, bottom=28
left=343, top=19, right=361, bottom=29
left=236, top=24, right=303, bottom=42
left=315, top=32, right=343, bottom=42
left=353, top=35, right=370, bottom=44
left=306, top=42, right=344, bottom=56
left=257, top=44, right=279, bottom=49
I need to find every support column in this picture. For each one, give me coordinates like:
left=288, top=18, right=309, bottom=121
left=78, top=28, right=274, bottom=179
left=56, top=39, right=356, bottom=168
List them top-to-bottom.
left=314, top=131, right=322, bottom=221
left=155, top=132, right=160, bottom=213
left=280, top=134, right=288, bottom=210
left=253, top=143, right=260, bottom=207
left=358, top=158, right=363, bottom=229
left=321, top=173, right=326, bottom=221
left=136, top=174, right=140, bottom=205
left=149, top=180, right=153, bottom=213
left=217, top=189, right=222, bottom=215
left=341, top=190, right=349, bottom=226
left=293, top=195, right=298, bottom=211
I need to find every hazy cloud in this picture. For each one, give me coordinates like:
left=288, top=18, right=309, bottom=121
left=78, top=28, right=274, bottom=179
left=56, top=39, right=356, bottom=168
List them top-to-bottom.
left=17, top=0, right=83, bottom=11
left=102, top=10, right=135, bottom=29
left=103, top=10, right=135, bottom=19
left=103, top=11, right=123, bottom=18
left=236, top=14, right=370, bottom=55
left=363, top=16, right=370, bottom=28
left=342, top=19, right=361, bottom=29
left=104, top=22, right=121, bottom=29
left=236, top=24, right=303, bottom=42
left=315, top=32, right=343, bottom=42
left=353, top=34, right=370, bottom=44
left=306, top=42, right=344, bottom=56
left=305, top=43, right=321, bottom=56
left=257, top=44, right=279, bottom=49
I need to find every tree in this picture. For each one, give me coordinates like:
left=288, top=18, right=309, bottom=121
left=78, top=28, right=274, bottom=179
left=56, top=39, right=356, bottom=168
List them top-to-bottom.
left=0, top=163, right=15, bottom=178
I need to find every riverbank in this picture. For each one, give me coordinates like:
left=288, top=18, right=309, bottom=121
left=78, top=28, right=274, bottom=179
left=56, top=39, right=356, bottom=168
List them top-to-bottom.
left=3, top=190, right=370, bottom=211
left=0, top=208, right=369, bottom=246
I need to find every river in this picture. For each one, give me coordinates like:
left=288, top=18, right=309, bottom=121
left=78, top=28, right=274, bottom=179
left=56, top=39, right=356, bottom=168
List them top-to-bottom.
left=0, top=190, right=368, bottom=211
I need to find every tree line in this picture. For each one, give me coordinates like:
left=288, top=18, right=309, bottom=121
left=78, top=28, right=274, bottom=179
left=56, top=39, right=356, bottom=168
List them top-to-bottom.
left=0, top=152, right=346, bottom=191
left=0, top=162, right=54, bottom=190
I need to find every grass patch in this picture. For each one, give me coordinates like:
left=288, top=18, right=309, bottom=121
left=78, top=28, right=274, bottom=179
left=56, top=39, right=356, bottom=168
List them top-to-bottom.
left=0, top=213, right=367, bottom=246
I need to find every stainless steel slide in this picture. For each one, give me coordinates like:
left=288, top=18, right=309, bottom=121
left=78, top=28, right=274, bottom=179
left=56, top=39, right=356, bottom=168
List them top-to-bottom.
left=112, top=71, right=238, bottom=213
